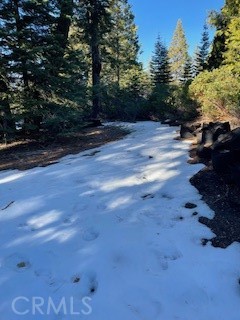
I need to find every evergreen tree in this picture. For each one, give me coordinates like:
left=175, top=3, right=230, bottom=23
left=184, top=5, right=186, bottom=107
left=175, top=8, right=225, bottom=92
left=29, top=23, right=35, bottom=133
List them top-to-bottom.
left=0, top=0, right=88, bottom=135
left=0, top=0, right=56, bottom=130
left=77, top=0, right=113, bottom=119
left=102, top=0, right=140, bottom=87
left=207, top=0, right=239, bottom=70
left=224, top=11, right=240, bottom=74
left=168, top=19, right=188, bottom=84
left=193, top=24, right=210, bottom=76
left=150, top=35, right=170, bottom=85
left=192, top=47, right=201, bottom=77
left=183, top=54, right=193, bottom=82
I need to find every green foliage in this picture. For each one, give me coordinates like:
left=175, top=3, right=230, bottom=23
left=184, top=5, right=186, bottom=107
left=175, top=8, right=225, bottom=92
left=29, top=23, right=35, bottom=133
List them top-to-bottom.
left=102, top=0, right=140, bottom=86
left=208, top=0, right=240, bottom=70
left=224, top=14, right=240, bottom=74
left=168, top=19, right=189, bottom=84
left=193, top=24, right=210, bottom=76
left=150, top=36, right=170, bottom=85
left=102, top=66, right=151, bottom=120
left=189, top=66, right=240, bottom=118
left=147, top=84, right=172, bottom=118
left=168, top=84, right=198, bottom=120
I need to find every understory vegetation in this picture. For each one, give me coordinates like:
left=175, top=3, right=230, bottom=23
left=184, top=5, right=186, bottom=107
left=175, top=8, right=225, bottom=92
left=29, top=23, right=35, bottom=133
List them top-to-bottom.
left=0, top=0, right=239, bottom=141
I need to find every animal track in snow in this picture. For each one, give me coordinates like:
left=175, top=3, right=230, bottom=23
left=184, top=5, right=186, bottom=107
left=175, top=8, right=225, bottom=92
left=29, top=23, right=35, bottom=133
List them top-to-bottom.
left=141, top=193, right=155, bottom=200
left=161, top=193, right=173, bottom=200
left=82, top=229, right=99, bottom=241
left=3, top=253, right=31, bottom=272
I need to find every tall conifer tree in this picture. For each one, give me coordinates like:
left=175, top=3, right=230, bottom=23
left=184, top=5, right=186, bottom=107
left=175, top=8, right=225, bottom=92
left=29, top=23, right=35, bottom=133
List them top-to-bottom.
left=103, top=0, right=140, bottom=87
left=168, top=19, right=188, bottom=84
left=150, top=35, right=170, bottom=85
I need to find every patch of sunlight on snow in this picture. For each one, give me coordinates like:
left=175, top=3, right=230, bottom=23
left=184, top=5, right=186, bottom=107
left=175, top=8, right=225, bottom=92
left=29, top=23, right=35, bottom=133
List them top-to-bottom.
left=126, top=144, right=146, bottom=151
left=97, top=153, right=122, bottom=161
left=146, top=169, right=180, bottom=182
left=0, top=172, right=26, bottom=184
left=100, top=176, right=146, bottom=192
left=80, top=190, right=95, bottom=197
left=107, top=196, right=133, bottom=210
left=0, top=197, right=44, bottom=221
left=27, top=210, right=63, bottom=228
left=32, top=227, right=77, bottom=243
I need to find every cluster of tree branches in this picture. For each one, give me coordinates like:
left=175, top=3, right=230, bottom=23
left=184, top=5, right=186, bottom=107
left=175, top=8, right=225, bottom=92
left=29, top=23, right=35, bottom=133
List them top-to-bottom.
left=0, top=0, right=144, bottom=140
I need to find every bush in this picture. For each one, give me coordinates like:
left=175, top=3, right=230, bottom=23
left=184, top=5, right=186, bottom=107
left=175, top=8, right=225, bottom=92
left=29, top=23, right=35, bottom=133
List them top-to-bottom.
left=189, top=66, right=240, bottom=119
left=101, top=83, right=149, bottom=121
left=147, top=83, right=198, bottom=121
left=168, top=83, right=198, bottom=120
left=147, top=84, right=172, bottom=118
left=42, top=105, right=85, bottom=135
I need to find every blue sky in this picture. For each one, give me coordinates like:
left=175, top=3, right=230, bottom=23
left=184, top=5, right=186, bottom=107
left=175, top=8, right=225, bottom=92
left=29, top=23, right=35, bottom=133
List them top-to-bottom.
left=128, top=0, right=224, bottom=67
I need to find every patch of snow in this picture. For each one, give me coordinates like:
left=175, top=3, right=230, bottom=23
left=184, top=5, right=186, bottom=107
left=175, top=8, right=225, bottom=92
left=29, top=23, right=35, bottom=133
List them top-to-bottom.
left=0, top=122, right=240, bottom=320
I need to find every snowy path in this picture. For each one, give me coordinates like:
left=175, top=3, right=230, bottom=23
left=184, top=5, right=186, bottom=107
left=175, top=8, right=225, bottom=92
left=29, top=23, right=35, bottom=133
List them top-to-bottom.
left=0, top=122, right=240, bottom=320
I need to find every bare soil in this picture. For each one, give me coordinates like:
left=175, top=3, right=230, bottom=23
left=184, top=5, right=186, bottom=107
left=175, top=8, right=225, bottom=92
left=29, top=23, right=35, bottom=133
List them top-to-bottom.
left=0, top=125, right=129, bottom=171
left=188, top=140, right=240, bottom=249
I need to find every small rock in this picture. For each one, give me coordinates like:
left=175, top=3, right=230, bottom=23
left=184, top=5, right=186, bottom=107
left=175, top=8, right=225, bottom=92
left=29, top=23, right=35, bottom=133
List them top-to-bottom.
left=184, top=202, right=197, bottom=209
left=192, top=212, right=198, bottom=216
left=201, top=238, right=209, bottom=246
left=17, top=261, right=26, bottom=268
left=72, top=276, right=80, bottom=283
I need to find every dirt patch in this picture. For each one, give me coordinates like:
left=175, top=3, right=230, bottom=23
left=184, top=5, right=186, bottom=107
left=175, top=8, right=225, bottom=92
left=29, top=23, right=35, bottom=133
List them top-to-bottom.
left=0, top=125, right=129, bottom=171
left=190, top=154, right=240, bottom=249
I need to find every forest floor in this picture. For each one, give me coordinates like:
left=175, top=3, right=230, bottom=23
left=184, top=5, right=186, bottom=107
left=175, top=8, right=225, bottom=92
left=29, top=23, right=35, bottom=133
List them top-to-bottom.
left=0, top=125, right=129, bottom=171
left=188, top=143, right=240, bottom=249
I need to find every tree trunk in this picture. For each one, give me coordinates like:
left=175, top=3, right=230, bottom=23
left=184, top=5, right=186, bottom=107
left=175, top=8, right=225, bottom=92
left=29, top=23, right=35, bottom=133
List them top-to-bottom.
left=12, top=0, right=29, bottom=88
left=51, top=0, right=74, bottom=74
left=87, top=0, right=102, bottom=119
left=91, top=37, right=102, bottom=119
left=0, top=79, right=15, bottom=140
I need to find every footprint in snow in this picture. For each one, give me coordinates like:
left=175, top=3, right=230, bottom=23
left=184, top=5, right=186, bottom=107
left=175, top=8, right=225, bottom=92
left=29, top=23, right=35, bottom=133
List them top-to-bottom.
left=141, top=193, right=155, bottom=200
left=161, top=193, right=173, bottom=200
left=62, top=215, right=78, bottom=225
left=18, top=222, right=36, bottom=232
left=82, top=229, right=99, bottom=241
left=3, top=253, right=31, bottom=272
left=78, top=271, right=98, bottom=295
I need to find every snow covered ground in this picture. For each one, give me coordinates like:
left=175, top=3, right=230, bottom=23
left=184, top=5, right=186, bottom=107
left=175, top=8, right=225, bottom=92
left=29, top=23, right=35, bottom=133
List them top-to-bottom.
left=0, top=121, right=240, bottom=320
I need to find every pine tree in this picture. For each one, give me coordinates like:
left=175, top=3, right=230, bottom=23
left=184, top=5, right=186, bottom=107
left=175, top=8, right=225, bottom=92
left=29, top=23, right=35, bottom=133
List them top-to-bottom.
left=0, top=0, right=88, bottom=135
left=0, top=0, right=55, bottom=130
left=77, top=0, right=113, bottom=119
left=102, top=0, right=140, bottom=87
left=207, top=0, right=239, bottom=70
left=168, top=19, right=188, bottom=84
left=193, top=24, right=210, bottom=76
left=199, top=24, right=210, bottom=69
left=150, top=35, right=170, bottom=85
left=183, top=55, right=193, bottom=82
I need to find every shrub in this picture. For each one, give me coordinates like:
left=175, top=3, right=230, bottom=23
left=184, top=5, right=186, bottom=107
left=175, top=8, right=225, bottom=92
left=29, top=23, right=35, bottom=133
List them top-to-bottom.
left=189, top=66, right=240, bottom=119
